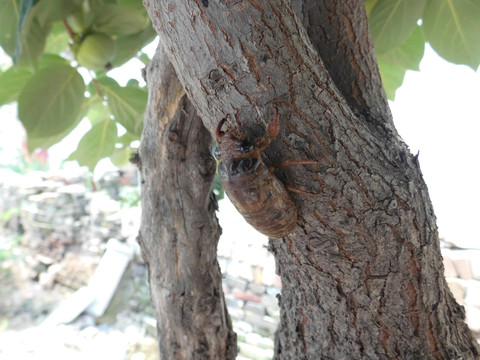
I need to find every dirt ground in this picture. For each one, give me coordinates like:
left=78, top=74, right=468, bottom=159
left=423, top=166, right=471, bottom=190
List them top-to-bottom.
left=0, top=240, right=159, bottom=360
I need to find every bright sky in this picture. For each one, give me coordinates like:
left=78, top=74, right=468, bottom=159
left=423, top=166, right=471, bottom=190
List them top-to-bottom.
left=0, top=43, right=478, bottom=248
left=391, top=45, right=480, bottom=248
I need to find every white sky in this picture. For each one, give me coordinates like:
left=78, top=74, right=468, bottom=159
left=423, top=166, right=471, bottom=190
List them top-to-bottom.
left=0, top=43, right=479, bottom=248
left=390, top=45, right=480, bottom=248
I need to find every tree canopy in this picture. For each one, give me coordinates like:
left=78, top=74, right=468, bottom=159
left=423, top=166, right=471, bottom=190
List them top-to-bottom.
left=0, top=0, right=479, bottom=170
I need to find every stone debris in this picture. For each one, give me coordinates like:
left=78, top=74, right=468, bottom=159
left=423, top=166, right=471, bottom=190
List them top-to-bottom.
left=0, top=169, right=479, bottom=360
left=86, top=239, right=135, bottom=317
left=442, top=246, right=480, bottom=335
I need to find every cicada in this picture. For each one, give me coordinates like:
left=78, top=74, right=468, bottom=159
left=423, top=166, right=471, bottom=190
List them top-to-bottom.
left=214, top=108, right=297, bottom=238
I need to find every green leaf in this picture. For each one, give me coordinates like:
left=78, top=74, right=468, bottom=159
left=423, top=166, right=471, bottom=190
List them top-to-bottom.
left=0, top=0, right=20, bottom=56
left=13, top=0, right=35, bottom=63
left=33, top=0, right=82, bottom=26
left=65, top=0, right=96, bottom=35
left=117, top=0, right=146, bottom=10
left=364, top=0, right=379, bottom=15
left=369, top=0, right=426, bottom=54
left=423, top=0, right=480, bottom=69
left=92, top=4, right=150, bottom=36
left=16, top=8, right=52, bottom=66
left=44, top=21, right=70, bottom=54
left=380, top=25, right=425, bottom=70
left=111, top=26, right=156, bottom=67
left=137, top=52, right=151, bottom=65
left=37, top=53, right=70, bottom=69
left=377, top=58, right=406, bottom=100
left=18, top=64, right=85, bottom=138
left=0, top=67, right=32, bottom=106
left=87, top=76, right=119, bottom=96
left=126, top=79, right=140, bottom=88
left=101, top=84, right=147, bottom=136
left=27, top=97, right=91, bottom=152
left=85, top=97, right=111, bottom=126
left=27, top=116, right=80, bottom=151
left=72, top=118, right=117, bottom=170
left=28, top=130, right=69, bottom=152
left=117, top=132, right=139, bottom=146
left=110, top=146, right=132, bottom=168
left=212, top=173, right=224, bottom=201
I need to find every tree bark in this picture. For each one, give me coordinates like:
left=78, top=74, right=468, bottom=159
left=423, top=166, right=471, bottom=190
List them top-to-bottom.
left=142, top=0, right=480, bottom=358
left=292, top=0, right=392, bottom=126
left=137, top=45, right=237, bottom=359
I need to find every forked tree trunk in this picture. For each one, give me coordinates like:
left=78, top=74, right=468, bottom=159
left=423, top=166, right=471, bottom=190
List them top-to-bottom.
left=141, top=0, right=480, bottom=359
left=137, top=46, right=237, bottom=359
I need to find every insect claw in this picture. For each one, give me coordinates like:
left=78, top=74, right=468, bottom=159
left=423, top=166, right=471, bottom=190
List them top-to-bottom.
left=216, top=118, right=228, bottom=139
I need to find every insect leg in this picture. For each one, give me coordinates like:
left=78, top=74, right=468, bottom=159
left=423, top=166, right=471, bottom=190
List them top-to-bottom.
left=272, top=160, right=321, bottom=196
left=285, top=185, right=320, bottom=196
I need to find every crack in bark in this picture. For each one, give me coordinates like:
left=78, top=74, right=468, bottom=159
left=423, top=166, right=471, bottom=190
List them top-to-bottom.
left=240, top=40, right=262, bottom=83
left=313, top=210, right=354, bottom=262
left=375, top=275, right=392, bottom=358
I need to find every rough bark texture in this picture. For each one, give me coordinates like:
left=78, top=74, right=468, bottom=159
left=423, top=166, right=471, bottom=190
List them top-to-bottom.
left=142, top=0, right=480, bottom=359
left=292, top=0, right=392, bottom=126
left=137, top=46, right=237, bottom=359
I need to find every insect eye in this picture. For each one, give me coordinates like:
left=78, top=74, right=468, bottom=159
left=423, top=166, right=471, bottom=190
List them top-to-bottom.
left=238, top=141, right=253, bottom=153
left=240, top=158, right=254, bottom=171
left=229, top=161, right=240, bottom=176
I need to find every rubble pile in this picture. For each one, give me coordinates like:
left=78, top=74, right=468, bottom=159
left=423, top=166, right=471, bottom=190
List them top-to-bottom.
left=0, top=168, right=478, bottom=359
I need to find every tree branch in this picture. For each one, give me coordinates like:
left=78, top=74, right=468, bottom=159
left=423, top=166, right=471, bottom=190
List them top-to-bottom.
left=144, top=0, right=356, bottom=134
left=293, top=0, right=392, bottom=126
left=143, top=1, right=480, bottom=358
left=138, top=43, right=237, bottom=359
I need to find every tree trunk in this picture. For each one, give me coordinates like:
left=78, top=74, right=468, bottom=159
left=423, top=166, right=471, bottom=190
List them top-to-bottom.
left=142, top=0, right=480, bottom=358
left=136, top=45, right=237, bottom=359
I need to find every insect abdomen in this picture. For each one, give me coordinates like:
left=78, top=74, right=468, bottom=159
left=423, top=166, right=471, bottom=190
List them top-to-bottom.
left=221, top=165, right=297, bottom=238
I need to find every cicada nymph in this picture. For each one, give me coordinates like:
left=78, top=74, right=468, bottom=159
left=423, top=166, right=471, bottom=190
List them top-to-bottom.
left=214, top=108, right=297, bottom=238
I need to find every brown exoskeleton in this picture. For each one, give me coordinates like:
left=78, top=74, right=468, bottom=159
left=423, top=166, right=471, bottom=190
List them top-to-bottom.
left=214, top=108, right=298, bottom=238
